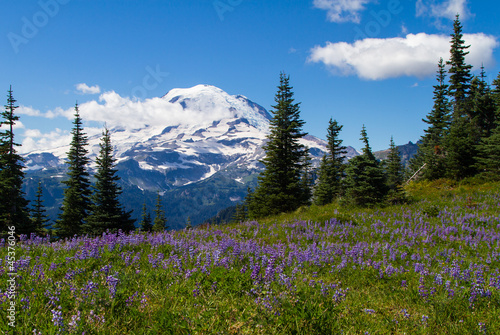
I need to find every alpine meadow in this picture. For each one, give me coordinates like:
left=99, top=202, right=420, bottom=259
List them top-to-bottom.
left=1, top=3, right=500, bottom=335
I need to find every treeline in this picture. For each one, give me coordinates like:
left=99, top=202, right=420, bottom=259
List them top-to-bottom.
left=238, top=15, right=500, bottom=221
left=409, top=15, right=500, bottom=180
left=240, top=73, right=405, bottom=221
left=0, top=99, right=166, bottom=238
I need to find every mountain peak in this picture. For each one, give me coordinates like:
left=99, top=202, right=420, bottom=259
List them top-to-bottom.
left=162, top=84, right=271, bottom=131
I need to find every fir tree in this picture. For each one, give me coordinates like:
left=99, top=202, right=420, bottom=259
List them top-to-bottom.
left=447, top=14, right=473, bottom=118
left=444, top=16, right=477, bottom=179
left=411, top=58, right=451, bottom=180
left=468, top=68, right=497, bottom=139
left=248, top=73, right=311, bottom=218
left=0, top=86, right=31, bottom=235
left=55, top=104, right=92, bottom=238
left=444, top=115, right=477, bottom=179
left=313, top=119, right=347, bottom=206
left=475, top=123, right=500, bottom=173
left=344, top=126, right=387, bottom=206
left=85, top=128, right=135, bottom=235
left=385, top=137, right=406, bottom=204
left=386, top=137, right=404, bottom=190
left=30, top=182, right=51, bottom=235
left=152, top=192, right=167, bottom=232
left=139, top=201, right=153, bottom=232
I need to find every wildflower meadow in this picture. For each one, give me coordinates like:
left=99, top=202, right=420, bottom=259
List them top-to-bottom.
left=1, top=180, right=499, bottom=334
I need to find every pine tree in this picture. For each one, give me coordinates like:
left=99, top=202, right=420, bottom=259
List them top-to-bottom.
left=447, top=14, right=473, bottom=118
left=411, top=58, right=451, bottom=180
left=248, top=73, right=311, bottom=218
left=0, top=86, right=31, bottom=235
left=55, top=104, right=92, bottom=238
left=313, top=119, right=347, bottom=205
left=344, top=126, right=387, bottom=206
left=85, top=128, right=135, bottom=235
left=30, top=182, right=51, bottom=235
left=152, top=192, right=167, bottom=232
left=138, top=201, right=153, bottom=232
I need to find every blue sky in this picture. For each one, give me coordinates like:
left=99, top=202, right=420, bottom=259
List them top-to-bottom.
left=1, top=0, right=499, bottom=152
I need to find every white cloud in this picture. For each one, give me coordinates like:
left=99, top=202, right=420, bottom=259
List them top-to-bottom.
left=313, top=0, right=375, bottom=23
left=416, top=0, right=470, bottom=21
left=308, top=33, right=498, bottom=80
left=76, top=83, right=101, bottom=95
left=19, top=90, right=236, bottom=153
left=21, top=128, right=72, bottom=154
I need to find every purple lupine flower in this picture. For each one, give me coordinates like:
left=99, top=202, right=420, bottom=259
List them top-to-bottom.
left=106, top=275, right=119, bottom=299
left=51, top=306, right=64, bottom=329
left=68, top=310, right=81, bottom=332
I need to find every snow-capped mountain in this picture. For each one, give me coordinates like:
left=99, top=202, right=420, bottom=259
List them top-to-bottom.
left=24, top=84, right=358, bottom=191
left=22, top=85, right=359, bottom=227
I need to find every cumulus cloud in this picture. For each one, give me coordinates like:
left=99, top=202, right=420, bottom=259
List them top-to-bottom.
left=313, top=0, right=375, bottom=23
left=416, top=0, right=470, bottom=21
left=308, top=33, right=498, bottom=80
left=76, top=83, right=101, bottom=95
left=19, top=89, right=236, bottom=153
left=21, top=128, right=72, bottom=154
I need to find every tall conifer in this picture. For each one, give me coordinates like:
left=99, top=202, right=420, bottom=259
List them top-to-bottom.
left=447, top=14, right=473, bottom=118
left=411, top=58, right=451, bottom=180
left=248, top=73, right=311, bottom=218
left=0, top=87, right=31, bottom=235
left=55, top=104, right=92, bottom=238
left=313, top=119, right=347, bottom=205
left=344, top=126, right=387, bottom=206
left=85, top=128, right=135, bottom=235
left=31, top=182, right=51, bottom=235
left=152, top=192, right=167, bottom=232
left=139, top=201, right=153, bottom=232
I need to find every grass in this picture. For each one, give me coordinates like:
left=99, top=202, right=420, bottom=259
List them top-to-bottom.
left=1, top=179, right=499, bottom=334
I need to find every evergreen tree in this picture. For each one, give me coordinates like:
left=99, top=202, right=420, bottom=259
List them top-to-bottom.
left=447, top=14, right=473, bottom=118
left=444, top=16, right=477, bottom=179
left=411, top=58, right=451, bottom=180
left=468, top=68, right=497, bottom=139
left=248, top=73, right=311, bottom=218
left=492, top=73, right=500, bottom=113
left=0, top=86, right=31, bottom=235
left=55, top=104, right=92, bottom=238
left=444, top=115, right=477, bottom=179
left=313, top=118, right=347, bottom=205
left=475, top=123, right=500, bottom=173
left=344, top=126, right=387, bottom=206
left=85, top=128, right=135, bottom=235
left=385, top=137, right=406, bottom=204
left=386, top=137, right=404, bottom=189
left=30, top=182, right=51, bottom=235
left=152, top=192, right=167, bottom=232
left=138, top=201, right=153, bottom=232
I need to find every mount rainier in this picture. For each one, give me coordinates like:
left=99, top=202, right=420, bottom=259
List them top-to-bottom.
left=23, top=85, right=359, bottom=228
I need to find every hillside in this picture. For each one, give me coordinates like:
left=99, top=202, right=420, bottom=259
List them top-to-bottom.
left=2, top=180, right=499, bottom=333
